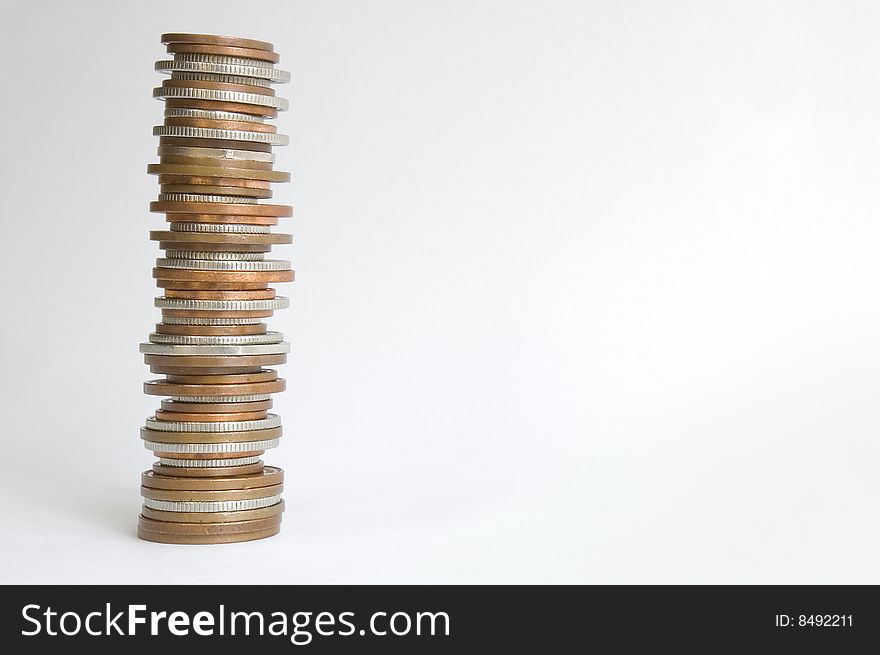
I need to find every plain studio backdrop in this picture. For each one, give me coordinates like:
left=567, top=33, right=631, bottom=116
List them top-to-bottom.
left=0, top=0, right=878, bottom=584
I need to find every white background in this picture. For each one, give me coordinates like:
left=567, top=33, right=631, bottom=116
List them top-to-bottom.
left=1, top=0, right=878, bottom=584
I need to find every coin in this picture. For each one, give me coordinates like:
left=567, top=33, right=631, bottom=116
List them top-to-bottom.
left=161, top=33, right=275, bottom=52
left=165, top=42, right=280, bottom=64
left=157, top=59, right=290, bottom=83
left=164, top=98, right=278, bottom=118
left=162, top=117, right=277, bottom=133
left=154, top=125, right=289, bottom=146
left=160, top=134, right=274, bottom=151
left=157, top=144, right=274, bottom=162
left=149, top=164, right=289, bottom=182
left=159, top=183, right=272, bottom=198
left=150, top=201, right=292, bottom=216
left=150, top=230, right=292, bottom=244
left=152, top=268, right=295, bottom=284
left=163, top=288, right=275, bottom=298
left=155, top=323, right=268, bottom=336
left=147, top=331, right=283, bottom=345
left=150, top=365, right=266, bottom=375
left=164, top=370, right=277, bottom=383
left=144, top=378, right=286, bottom=396
left=160, top=399, right=273, bottom=413
left=153, top=410, right=269, bottom=422
left=140, top=425, right=282, bottom=444
left=145, top=439, right=278, bottom=454
left=156, top=451, right=264, bottom=461
left=152, top=460, right=265, bottom=478
left=142, top=466, right=283, bottom=491
left=140, top=484, right=283, bottom=502
left=141, top=499, right=283, bottom=523
left=137, top=524, right=280, bottom=544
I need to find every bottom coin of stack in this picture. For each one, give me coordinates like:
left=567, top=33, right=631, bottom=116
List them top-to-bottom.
left=138, top=465, right=284, bottom=544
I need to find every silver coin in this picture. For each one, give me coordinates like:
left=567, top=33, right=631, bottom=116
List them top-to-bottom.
left=173, top=52, right=278, bottom=69
left=157, top=59, right=291, bottom=83
left=170, top=71, right=272, bottom=88
left=153, top=86, right=289, bottom=110
left=164, top=107, right=265, bottom=123
left=153, top=125, right=289, bottom=146
left=157, top=144, right=274, bottom=162
left=156, top=193, right=257, bottom=204
left=169, top=222, right=271, bottom=234
left=164, top=250, right=265, bottom=261
left=155, top=258, right=291, bottom=272
left=156, top=297, right=289, bottom=311
left=159, top=317, right=264, bottom=327
left=148, top=331, right=283, bottom=346
left=139, top=342, right=290, bottom=356
left=169, top=394, right=271, bottom=403
left=145, top=413, right=281, bottom=432
left=143, top=439, right=279, bottom=453
left=156, top=456, right=262, bottom=467
left=142, top=496, right=282, bottom=513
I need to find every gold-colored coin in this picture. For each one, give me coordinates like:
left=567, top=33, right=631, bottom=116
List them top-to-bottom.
left=160, top=33, right=275, bottom=52
left=158, top=135, right=273, bottom=151
left=150, top=163, right=288, bottom=181
left=151, top=200, right=292, bottom=217
left=150, top=230, right=292, bottom=245
left=155, top=323, right=268, bottom=336
left=141, top=425, right=283, bottom=444
left=155, top=449, right=265, bottom=460
left=142, top=466, right=283, bottom=491
left=140, top=483, right=283, bottom=502
left=141, top=499, right=284, bottom=523
left=138, top=514, right=281, bottom=536
left=137, top=523, right=281, bottom=544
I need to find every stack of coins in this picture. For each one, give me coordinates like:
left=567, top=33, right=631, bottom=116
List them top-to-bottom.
left=138, top=33, right=292, bottom=544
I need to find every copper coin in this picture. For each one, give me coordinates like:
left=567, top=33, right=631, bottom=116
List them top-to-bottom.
left=161, top=33, right=275, bottom=52
left=165, top=42, right=280, bottom=64
left=162, top=79, right=276, bottom=97
left=164, top=98, right=277, bottom=119
left=162, top=117, right=278, bottom=133
left=158, top=136, right=272, bottom=152
left=157, top=155, right=275, bottom=172
left=150, top=163, right=287, bottom=180
left=157, top=174, right=272, bottom=189
left=159, top=185, right=272, bottom=199
left=150, top=201, right=292, bottom=217
left=164, top=213, right=279, bottom=226
left=151, top=230, right=291, bottom=244
left=153, top=269, right=295, bottom=284
left=157, top=280, right=275, bottom=291
left=162, top=289, right=275, bottom=300
left=161, top=309, right=275, bottom=319
left=155, top=323, right=268, bottom=336
left=150, top=365, right=264, bottom=375
left=164, top=370, right=277, bottom=384
left=144, top=377, right=286, bottom=396
left=160, top=399, right=273, bottom=413
left=153, top=409, right=268, bottom=422
left=141, top=425, right=282, bottom=444
left=155, top=450, right=265, bottom=460
left=152, top=461, right=265, bottom=478
left=143, top=466, right=283, bottom=491
left=140, top=483, right=283, bottom=502
left=141, top=499, right=283, bottom=523
left=138, top=514, right=281, bottom=537
left=138, top=524, right=280, bottom=544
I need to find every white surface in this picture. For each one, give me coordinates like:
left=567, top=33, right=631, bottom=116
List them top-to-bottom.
left=1, top=0, right=878, bottom=584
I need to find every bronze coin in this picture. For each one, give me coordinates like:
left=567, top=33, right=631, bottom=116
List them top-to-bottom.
left=161, top=33, right=275, bottom=52
left=165, top=42, right=280, bottom=64
left=162, top=78, right=276, bottom=97
left=164, top=98, right=278, bottom=119
left=162, top=117, right=278, bottom=133
left=159, top=136, right=272, bottom=152
left=157, top=155, right=275, bottom=172
left=150, top=163, right=288, bottom=180
left=156, top=172, right=275, bottom=189
left=150, top=200, right=292, bottom=217
left=164, top=213, right=279, bottom=225
left=151, top=230, right=292, bottom=244
left=153, top=269, right=294, bottom=284
left=157, top=280, right=275, bottom=291
left=163, top=289, right=275, bottom=300
left=161, top=309, right=275, bottom=319
left=155, top=323, right=268, bottom=336
left=150, top=365, right=264, bottom=375
left=164, top=370, right=277, bottom=384
left=144, top=377, right=286, bottom=396
left=160, top=399, right=273, bottom=413
left=153, top=409, right=269, bottom=422
left=141, top=425, right=283, bottom=444
left=155, top=450, right=265, bottom=460
left=152, top=461, right=265, bottom=478
left=143, top=466, right=283, bottom=491
left=140, top=483, right=283, bottom=502
left=141, top=499, right=283, bottom=523
left=138, top=514, right=281, bottom=536
left=138, top=524, right=281, bottom=544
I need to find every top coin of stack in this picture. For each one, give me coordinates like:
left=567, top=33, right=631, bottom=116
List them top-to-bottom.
left=138, top=33, right=292, bottom=544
